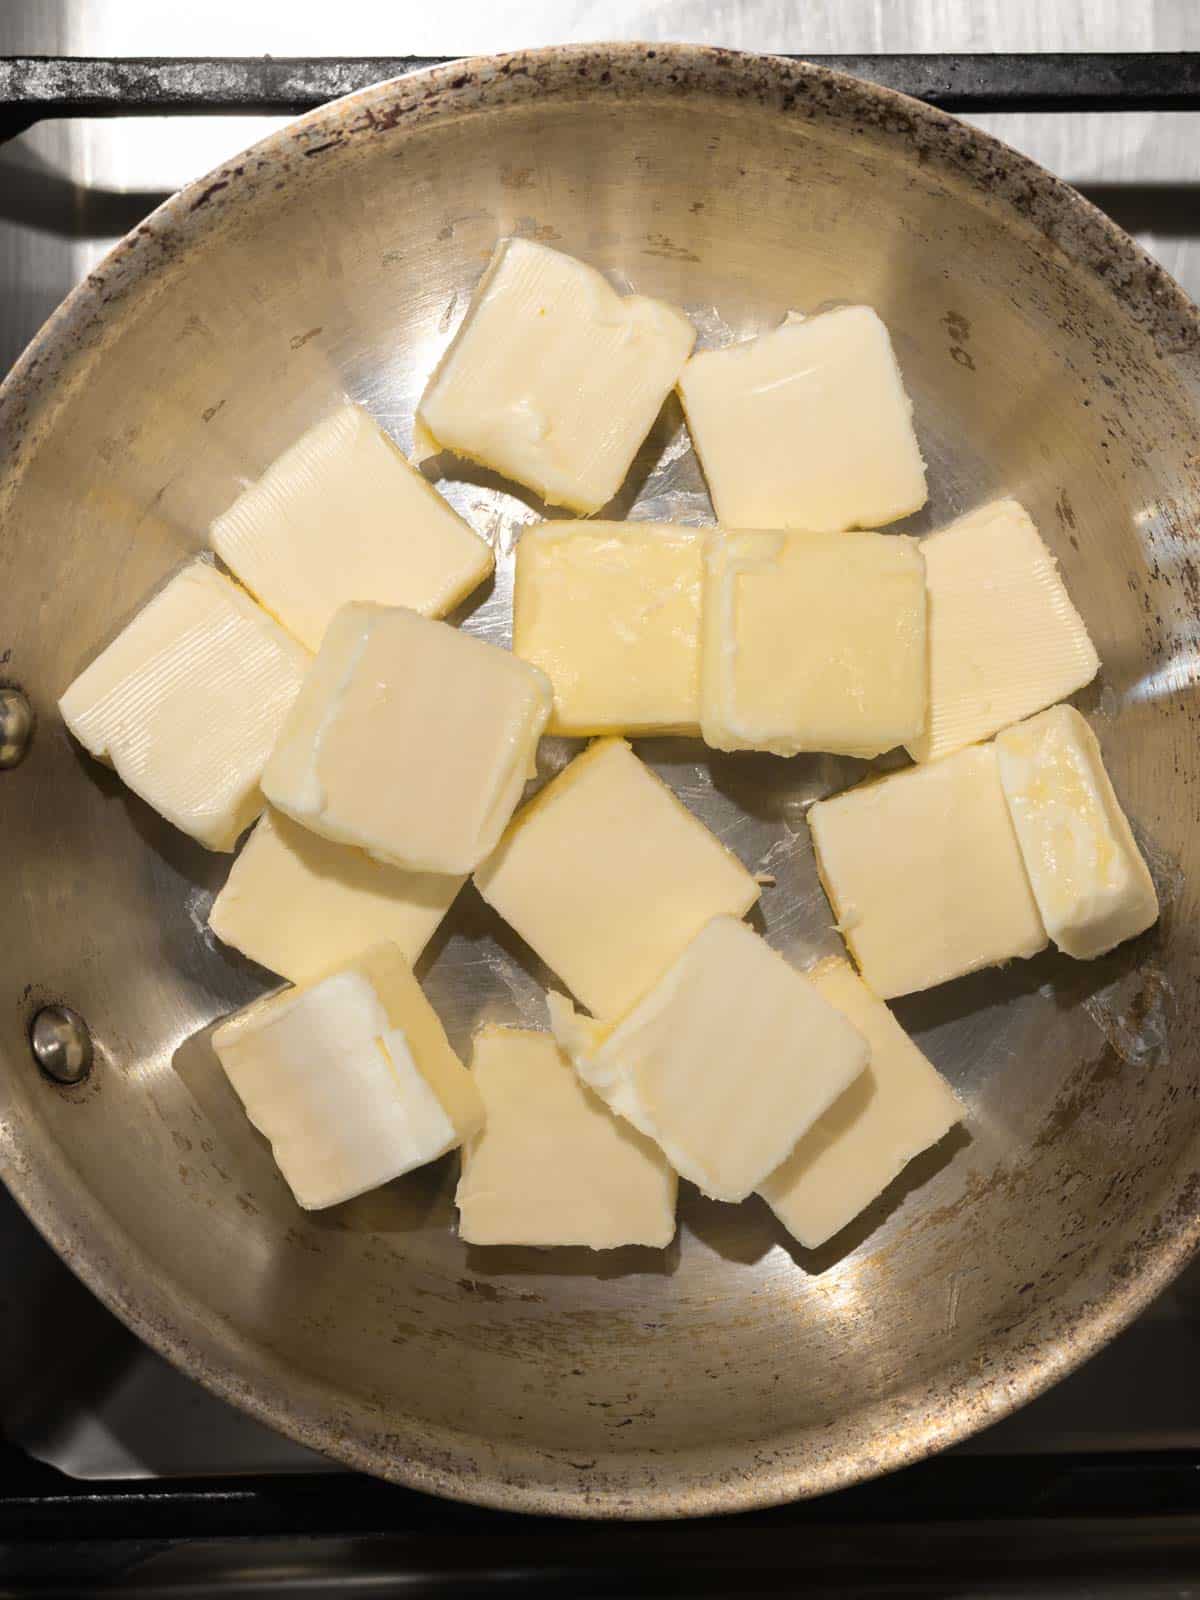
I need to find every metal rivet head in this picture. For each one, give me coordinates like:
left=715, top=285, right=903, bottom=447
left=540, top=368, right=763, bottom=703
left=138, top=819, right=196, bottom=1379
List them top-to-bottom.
left=0, top=689, right=33, bottom=769
left=30, top=1006, right=93, bottom=1085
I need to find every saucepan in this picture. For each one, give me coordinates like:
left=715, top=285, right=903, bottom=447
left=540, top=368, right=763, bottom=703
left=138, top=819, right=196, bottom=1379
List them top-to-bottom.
left=0, top=44, right=1197, bottom=1517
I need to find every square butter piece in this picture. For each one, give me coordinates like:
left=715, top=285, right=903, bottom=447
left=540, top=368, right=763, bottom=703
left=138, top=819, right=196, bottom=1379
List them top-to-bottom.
left=417, top=237, right=695, bottom=514
left=678, top=306, right=926, bottom=532
left=210, top=403, right=493, bottom=652
left=909, top=498, right=1100, bottom=763
left=513, top=521, right=703, bottom=735
left=701, top=528, right=927, bottom=757
left=60, top=560, right=310, bottom=851
left=263, top=604, right=551, bottom=875
left=997, top=705, right=1158, bottom=960
left=474, top=738, right=759, bottom=1019
left=809, top=742, right=1048, bottom=999
left=209, top=806, right=465, bottom=984
left=549, top=918, right=868, bottom=1203
left=211, top=943, right=483, bottom=1210
left=759, top=958, right=963, bottom=1248
left=455, top=1026, right=677, bottom=1248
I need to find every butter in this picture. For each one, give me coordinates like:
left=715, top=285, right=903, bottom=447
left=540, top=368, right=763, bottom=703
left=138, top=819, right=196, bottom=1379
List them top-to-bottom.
left=417, top=238, right=695, bottom=514
left=677, top=306, right=926, bottom=532
left=210, top=404, right=493, bottom=652
left=909, top=498, right=1099, bottom=763
left=513, top=521, right=703, bottom=735
left=701, top=528, right=927, bottom=757
left=59, top=560, right=310, bottom=851
left=263, top=603, right=551, bottom=875
left=996, top=705, right=1158, bottom=959
left=474, top=738, right=759, bottom=1019
left=809, top=743, right=1047, bottom=998
left=209, top=806, right=465, bottom=984
left=550, top=917, right=868, bottom=1203
left=211, top=943, right=483, bottom=1210
left=759, top=957, right=963, bottom=1248
left=455, top=1026, right=677, bottom=1248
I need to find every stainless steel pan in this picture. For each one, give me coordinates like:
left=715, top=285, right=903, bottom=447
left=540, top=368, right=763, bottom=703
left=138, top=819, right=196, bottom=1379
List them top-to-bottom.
left=1, top=44, right=1198, bottom=1518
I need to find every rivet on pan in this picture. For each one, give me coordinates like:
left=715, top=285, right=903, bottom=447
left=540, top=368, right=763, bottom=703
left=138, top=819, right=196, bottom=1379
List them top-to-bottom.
left=0, top=688, right=32, bottom=769
left=30, top=1006, right=94, bottom=1085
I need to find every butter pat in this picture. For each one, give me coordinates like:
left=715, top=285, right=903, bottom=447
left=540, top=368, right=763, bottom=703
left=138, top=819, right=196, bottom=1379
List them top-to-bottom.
left=417, top=238, right=695, bottom=513
left=678, top=306, right=926, bottom=532
left=210, top=404, right=493, bottom=652
left=909, top=499, right=1099, bottom=763
left=513, top=521, right=703, bottom=735
left=701, top=529, right=927, bottom=757
left=59, top=560, right=310, bottom=851
left=263, top=604, right=551, bottom=875
left=996, top=705, right=1158, bottom=959
left=474, top=738, right=759, bottom=1019
left=809, top=743, right=1047, bottom=998
left=209, top=806, right=465, bottom=984
left=550, top=918, right=868, bottom=1203
left=211, top=944, right=483, bottom=1210
left=759, top=958, right=963, bottom=1248
left=455, top=1026, right=677, bottom=1248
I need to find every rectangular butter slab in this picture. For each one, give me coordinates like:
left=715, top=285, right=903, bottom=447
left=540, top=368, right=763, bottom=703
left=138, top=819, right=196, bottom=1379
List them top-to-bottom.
left=417, top=238, right=695, bottom=514
left=678, top=306, right=926, bottom=532
left=210, top=403, right=493, bottom=652
left=909, top=498, right=1100, bottom=763
left=513, top=521, right=703, bottom=736
left=701, top=528, right=927, bottom=757
left=59, top=560, right=310, bottom=851
left=996, top=705, right=1158, bottom=959
left=474, top=738, right=759, bottom=1019
left=808, top=743, right=1048, bottom=999
left=209, top=806, right=465, bottom=984
left=549, top=918, right=868, bottom=1204
left=759, top=957, right=963, bottom=1248
left=455, top=1026, right=677, bottom=1249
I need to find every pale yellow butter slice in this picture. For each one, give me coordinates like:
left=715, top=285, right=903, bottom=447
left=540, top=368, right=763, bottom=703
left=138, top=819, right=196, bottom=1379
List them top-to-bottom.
left=417, top=238, right=695, bottom=514
left=678, top=306, right=926, bottom=532
left=210, top=404, right=493, bottom=652
left=909, top=498, right=1099, bottom=763
left=513, top=521, right=703, bottom=735
left=701, top=528, right=927, bottom=757
left=59, top=560, right=310, bottom=851
left=263, top=603, right=551, bottom=876
left=996, top=705, right=1158, bottom=960
left=474, top=738, right=759, bottom=1020
left=809, top=743, right=1048, bottom=999
left=209, top=806, right=465, bottom=984
left=549, top=918, right=868, bottom=1204
left=212, top=943, right=483, bottom=1210
left=759, top=958, right=963, bottom=1248
left=455, top=1026, right=677, bottom=1249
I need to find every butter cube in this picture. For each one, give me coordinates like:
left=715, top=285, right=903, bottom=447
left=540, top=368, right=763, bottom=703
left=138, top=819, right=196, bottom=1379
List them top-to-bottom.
left=417, top=238, right=695, bottom=514
left=677, top=306, right=926, bottom=532
left=210, top=404, right=493, bottom=652
left=909, top=499, right=1099, bottom=763
left=513, top=521, right=703, bottom=735
left=701, top=529, right=927, bottom=757
left=60, top=560, right=310, bottom=851
left=263, top=604, right=551, bottom=875
left=997, top=705, right=1158, bottom=959
left=474, top=738, right=759, bottom=1019
left=809, top=743, right=1047, bottom=999
left=209, top=806, right=465, bottom=984
left=550, top=918, right=868, bottom=1203
left=211, top=944, right=483, bottom=1210
left=759, top=958, right=963, bottom=1248
left=455, top=1026, right=677, bottom=1248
